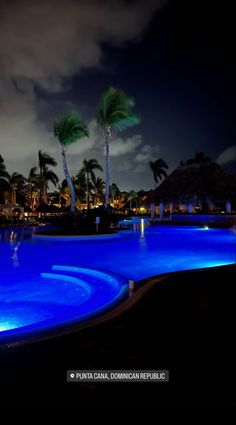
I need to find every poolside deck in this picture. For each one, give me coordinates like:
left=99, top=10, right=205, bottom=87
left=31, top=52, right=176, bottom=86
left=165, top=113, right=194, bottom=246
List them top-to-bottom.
left=1, top=264, right=235, bottom=409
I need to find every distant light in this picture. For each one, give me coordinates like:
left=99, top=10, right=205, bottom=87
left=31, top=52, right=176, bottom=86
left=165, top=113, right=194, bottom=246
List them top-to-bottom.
left=141, top=218, right=145, bottom=237
left=204, top=225, right=209, bottom=230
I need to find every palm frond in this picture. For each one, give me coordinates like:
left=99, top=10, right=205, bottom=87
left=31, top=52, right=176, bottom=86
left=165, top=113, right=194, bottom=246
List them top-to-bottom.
left=97, top=87, right=140, bottom=131
left=54, top=111, right=89, bottom=147
left=113, top=113, right=141, bottom=131
left=38, top=150, right=57, bottom=169
left=0, top=155, right=10, bottom=180
left=81, top=158, right=103, bottom=173
left=155, top=158, right=169, bottom=169
left=28, top=167, right=38, bottom=180
left=0, top=169, right=10, bottom=180
left=44, top=169, right=59, bottom=187
left=156, top=169, right=168, bottom=180
left=10, top=172, right=26, bottom=186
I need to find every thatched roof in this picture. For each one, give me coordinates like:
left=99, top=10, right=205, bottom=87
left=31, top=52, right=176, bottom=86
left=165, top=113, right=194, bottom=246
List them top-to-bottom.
left=145, top=162, right=236, bottom=205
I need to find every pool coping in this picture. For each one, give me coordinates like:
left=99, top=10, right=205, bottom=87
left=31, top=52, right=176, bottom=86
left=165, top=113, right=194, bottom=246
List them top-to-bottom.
left=32, top=232, right=121, bottom=240
left=1, top=263, right=235, bottom=351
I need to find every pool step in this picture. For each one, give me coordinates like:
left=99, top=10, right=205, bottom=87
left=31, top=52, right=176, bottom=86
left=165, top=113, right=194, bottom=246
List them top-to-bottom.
left=51, top=265, right=121, bottom=285
left=40, top=266, right=128, bottom=292
left=40, top=272, right=92, bottom=294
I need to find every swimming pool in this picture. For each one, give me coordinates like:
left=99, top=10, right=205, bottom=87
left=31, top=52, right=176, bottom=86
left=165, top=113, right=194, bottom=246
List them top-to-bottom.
left=0, top=224, right=235, bottom=342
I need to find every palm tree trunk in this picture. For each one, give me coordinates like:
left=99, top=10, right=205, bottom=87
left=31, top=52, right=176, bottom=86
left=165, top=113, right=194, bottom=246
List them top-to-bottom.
left=105, top=133, right=110, bottom=209
left=62, top=148, right=75, bottom=214
left=39, top=167, right=43, bottom=204
left=86, top=171, right=89, bottom=210
left=43, top=179, right=47, bottom=203
left=27, top=184, right=31, bottom=207
left=28, top=184, right=34, bottom=209
left=12, top=189, right=16, bottom=205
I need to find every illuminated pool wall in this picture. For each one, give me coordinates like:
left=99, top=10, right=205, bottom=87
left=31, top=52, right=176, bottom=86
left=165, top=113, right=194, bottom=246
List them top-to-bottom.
left=171, top=214, right=236, bottom=224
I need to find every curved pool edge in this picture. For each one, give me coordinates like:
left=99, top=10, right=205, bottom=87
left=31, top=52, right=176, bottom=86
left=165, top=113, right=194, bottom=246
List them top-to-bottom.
left=1, top=263, right=235, bottom=351
left=0, top=270, right=128, bottom=349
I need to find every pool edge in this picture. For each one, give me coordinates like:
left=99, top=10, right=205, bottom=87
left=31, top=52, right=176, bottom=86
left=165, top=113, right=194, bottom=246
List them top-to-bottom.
left=1, top=263, right=235, bottom=351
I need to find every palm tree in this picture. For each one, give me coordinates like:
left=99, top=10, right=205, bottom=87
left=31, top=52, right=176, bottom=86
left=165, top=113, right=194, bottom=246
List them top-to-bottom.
left=97, top=87, right=140, bottom=208
left=54, top=111, right=89, bottom=213
left=38, top=150, right=57, bottom=203
left=38, top=150, right=57, bottom=173
left=0, top=155, right=10, bottom=180
left=0, top=155, right=11, bottom=204
left=81, top=158, right=103, bottom=210
left=149, top=158, right=169, bottom=189
left=26, top=164, right=58, bottom=208
left=27, top=167, right=41, bottom=209
left=42, top=167, right=59, bottom=203
left=74, top=169, right=87, bottom=206
left=9, top=172, right=26, bottom=204
left=60, top=173, right=87, bottom=210
left=91, top=176, right=105, bottom=206
left=110, top=182, right=119, bottom=206
left=60, top=186, right=71, bottom=209
left=128, top=190, right=138, bottom=210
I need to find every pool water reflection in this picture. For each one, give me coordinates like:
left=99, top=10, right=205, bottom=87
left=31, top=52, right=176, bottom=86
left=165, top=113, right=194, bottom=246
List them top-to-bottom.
left=0, top=224, right=235, bottom=339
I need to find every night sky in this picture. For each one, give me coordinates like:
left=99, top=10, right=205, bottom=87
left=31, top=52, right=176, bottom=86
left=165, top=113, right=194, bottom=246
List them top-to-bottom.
left=0, top=0, right=235, bottom=191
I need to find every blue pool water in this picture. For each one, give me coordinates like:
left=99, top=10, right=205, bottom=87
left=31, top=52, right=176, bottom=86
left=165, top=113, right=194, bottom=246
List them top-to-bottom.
left=0, top=224, right=235, bottom=340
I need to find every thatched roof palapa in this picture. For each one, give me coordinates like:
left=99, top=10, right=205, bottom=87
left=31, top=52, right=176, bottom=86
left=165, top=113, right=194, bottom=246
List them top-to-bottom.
left=145, top=162, right=236, bottom=206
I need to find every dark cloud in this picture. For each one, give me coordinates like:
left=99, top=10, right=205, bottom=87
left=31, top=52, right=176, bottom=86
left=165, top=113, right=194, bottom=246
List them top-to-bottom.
left=0, top=0, right=163, bottom=188
left=0, top=0, right=160, bottom=91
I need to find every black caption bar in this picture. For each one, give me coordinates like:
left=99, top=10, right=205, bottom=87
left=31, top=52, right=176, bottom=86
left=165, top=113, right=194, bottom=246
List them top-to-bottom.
left=67, top=370, right=169, bottom=382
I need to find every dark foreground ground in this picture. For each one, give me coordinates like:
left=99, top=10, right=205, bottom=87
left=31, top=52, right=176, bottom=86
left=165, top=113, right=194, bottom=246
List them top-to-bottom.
left=1, top=264, right=236, bottom=409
